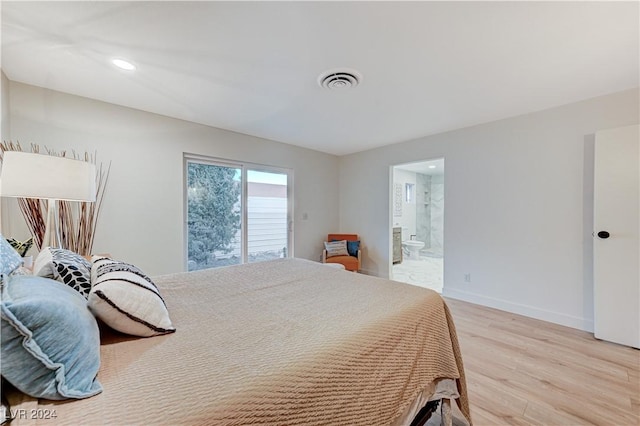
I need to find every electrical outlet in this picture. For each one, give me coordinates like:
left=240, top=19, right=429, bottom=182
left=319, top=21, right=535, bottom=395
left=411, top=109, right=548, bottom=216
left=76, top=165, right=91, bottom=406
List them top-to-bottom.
left=464, top=273, right=471, bottom=283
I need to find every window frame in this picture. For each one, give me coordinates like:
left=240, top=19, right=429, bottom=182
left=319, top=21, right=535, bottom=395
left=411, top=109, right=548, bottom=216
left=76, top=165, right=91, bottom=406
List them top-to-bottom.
left=183, top=153, right=294, bottom=271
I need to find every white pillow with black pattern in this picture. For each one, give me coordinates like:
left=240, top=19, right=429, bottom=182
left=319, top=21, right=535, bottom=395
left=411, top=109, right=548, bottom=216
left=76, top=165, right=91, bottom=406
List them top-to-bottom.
left=33, top=247, right=92, bottom=299
left=88, top=256, right=175, bottom=337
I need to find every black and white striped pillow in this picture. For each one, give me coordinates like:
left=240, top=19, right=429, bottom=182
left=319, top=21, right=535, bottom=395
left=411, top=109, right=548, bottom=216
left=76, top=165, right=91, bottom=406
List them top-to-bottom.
left=88, top=257, right=175, bottom=337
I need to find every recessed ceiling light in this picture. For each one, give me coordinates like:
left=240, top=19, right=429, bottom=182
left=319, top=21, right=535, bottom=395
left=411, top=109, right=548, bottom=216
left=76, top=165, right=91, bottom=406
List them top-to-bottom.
left=112, top=58, right=136, bottom=71
left=428, top=165, right=437, bottom=169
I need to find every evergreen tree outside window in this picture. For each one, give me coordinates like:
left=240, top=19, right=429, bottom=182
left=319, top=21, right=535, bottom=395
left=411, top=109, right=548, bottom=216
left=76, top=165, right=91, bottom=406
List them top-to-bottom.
left=187, top=163, right=241, bottom=270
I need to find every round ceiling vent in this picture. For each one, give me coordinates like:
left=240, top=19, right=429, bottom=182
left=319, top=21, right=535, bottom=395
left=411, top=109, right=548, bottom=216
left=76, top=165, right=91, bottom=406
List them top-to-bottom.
left=318, top=68, right=362, bottom=90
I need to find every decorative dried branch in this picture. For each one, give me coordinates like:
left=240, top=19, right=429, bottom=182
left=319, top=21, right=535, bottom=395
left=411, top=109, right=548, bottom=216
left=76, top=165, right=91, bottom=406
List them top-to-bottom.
left=0, top=141, right=110, bottom=255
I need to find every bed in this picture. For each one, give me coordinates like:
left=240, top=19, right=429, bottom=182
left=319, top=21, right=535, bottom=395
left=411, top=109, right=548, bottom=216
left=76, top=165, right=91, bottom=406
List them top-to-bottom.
left=4, top=258, right=471, bottom=425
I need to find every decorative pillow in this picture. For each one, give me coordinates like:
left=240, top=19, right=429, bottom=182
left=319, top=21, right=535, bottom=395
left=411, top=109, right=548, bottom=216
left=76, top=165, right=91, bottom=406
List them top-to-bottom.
left=0, top=234, right=23, bottom=278
left=6, top=237, right=33, bottom=257
left=331, top=239, right=360, bottom=258
left=324, top=240, right=349, bottom=258
left=347, top=240, right=360, bottom=257
left=33, top=247, right=92, bottom=299
left=89, top=257, right=175, bottom=337
left=10, top=266, right=32, bottom=276
left=0, top=275, right=102, bottom=400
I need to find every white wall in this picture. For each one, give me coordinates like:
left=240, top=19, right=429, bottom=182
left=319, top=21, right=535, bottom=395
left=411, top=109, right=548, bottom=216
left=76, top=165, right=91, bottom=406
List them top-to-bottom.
left=1, top=70, right=21, bottom=238
left=1, top=71, right=9, bottom=141
left=5, top=81, right=340, bottom=275
left=339, top=88, right=639, bottom=331
left=392, top=168, right=416, bottom=240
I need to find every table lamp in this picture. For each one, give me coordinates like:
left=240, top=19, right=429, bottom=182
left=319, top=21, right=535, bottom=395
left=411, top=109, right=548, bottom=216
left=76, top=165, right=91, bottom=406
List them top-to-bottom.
left=0, top=151, right=96, bottom=248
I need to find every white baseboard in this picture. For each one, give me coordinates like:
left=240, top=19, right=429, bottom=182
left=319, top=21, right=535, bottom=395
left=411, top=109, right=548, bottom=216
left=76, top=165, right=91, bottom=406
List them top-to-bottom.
left=442, top=287, right=594, bottom=332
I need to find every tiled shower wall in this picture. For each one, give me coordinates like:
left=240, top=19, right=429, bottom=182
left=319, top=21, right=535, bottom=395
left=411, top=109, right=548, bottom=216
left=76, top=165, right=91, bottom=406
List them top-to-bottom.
left=416, top=172, right=444, bottom=254
left=416, top=173, right=431, bottom=247
left=429, top=174, right=444, bottom=252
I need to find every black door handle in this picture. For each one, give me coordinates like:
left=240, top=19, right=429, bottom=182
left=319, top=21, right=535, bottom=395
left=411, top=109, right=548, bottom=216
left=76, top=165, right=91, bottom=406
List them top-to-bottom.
left=597, top=231, right=610, bottom=239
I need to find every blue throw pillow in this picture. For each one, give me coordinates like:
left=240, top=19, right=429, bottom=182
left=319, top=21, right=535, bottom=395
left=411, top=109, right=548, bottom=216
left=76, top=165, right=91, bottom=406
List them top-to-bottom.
left=0, top=234, right=23, bottom=278
left=331, top=239, right=360, bottom=257
left=347, top=240, right=360, bottom=257
left=1, top=275, right=102, bottom=400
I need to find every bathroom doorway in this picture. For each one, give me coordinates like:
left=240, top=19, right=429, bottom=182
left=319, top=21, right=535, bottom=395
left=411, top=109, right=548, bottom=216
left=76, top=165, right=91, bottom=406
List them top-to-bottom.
left=390, top=159, right=444, bottom=292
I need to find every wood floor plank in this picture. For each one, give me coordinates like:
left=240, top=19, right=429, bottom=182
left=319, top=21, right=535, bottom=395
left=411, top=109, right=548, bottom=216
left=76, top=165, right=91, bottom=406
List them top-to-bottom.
left=445, top=298, right=640, bottom=426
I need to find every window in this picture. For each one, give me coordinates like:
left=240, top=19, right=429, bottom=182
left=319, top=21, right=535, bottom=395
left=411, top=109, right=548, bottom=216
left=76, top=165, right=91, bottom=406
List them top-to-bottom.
left=184, top=155, right=292, bottom=271
left=405, top=183, right=414, bottom=203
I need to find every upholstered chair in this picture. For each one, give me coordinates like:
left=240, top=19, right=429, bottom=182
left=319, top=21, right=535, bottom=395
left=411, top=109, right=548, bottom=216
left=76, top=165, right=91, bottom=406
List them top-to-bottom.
left=322, top=234, right=361, bottom=272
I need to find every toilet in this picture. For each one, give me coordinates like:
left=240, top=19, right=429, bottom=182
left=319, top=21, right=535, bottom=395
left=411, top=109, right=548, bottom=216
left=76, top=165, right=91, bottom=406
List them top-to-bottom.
left=401, top=227, right=425, bottom=260
left=402, top=240, right=425, bottom=259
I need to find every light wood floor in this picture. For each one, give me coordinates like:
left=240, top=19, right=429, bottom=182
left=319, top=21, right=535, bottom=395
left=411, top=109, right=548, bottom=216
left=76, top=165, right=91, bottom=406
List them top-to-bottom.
left=445, top=298, right=640, bottom=425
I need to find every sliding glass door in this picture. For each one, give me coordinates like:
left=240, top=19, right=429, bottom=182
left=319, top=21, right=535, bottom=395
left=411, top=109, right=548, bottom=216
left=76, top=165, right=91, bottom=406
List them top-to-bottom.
left=185, top=156, right=292, bottom=271
left=247, top=170, right=290, bottom=262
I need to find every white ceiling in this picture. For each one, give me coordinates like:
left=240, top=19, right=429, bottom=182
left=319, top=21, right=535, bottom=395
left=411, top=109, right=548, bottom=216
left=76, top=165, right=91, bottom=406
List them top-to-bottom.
left=2, top=1, right=638, bottom=156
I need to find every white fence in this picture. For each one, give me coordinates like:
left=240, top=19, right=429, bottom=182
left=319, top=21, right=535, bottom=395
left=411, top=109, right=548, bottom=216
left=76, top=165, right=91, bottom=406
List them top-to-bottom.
left=215, top=196, right=287, bottom=259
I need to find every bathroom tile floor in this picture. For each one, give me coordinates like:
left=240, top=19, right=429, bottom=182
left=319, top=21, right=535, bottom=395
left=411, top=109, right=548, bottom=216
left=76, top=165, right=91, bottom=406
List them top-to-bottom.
left=392, top=255, right=443, bottom=293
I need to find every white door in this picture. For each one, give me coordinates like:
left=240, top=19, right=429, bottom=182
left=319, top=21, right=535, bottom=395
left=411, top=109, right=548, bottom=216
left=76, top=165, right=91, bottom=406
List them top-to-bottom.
left=593, top=125, right=639, bottom=348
